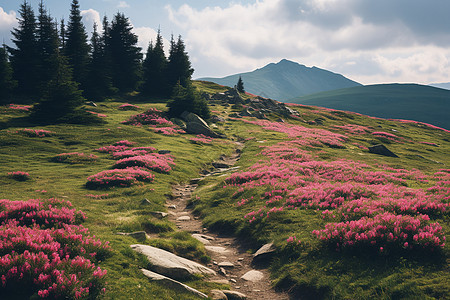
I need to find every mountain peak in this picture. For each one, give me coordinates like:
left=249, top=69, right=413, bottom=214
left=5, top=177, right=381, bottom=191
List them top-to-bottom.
left=198, top=59, right=361, bottom=101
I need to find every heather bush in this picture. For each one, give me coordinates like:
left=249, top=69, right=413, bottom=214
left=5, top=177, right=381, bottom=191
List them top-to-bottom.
left=118, top=103, right=140, bottom=110
left=15, top=128, right=54, bottom=138
left=112, top=154, right=175, bottom=173
left=86, top=167, right=155, bottom=189
left=7, top=171, right=30, bottom=181
left=0, top=198, right=110, bottom=299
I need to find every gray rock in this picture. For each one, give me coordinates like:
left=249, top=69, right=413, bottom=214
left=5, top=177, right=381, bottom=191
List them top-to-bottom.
left=368, top=144, right=398, bottom=157
left=158, top=150, right=171, bottom=154
left=212, top=162, right=231, bottom=169
left=149, top=211, right=168, bottom=219
left=177, top=216, right=191, bottom=221
left=116, top=231, right=146, bottom=241
left=192, top=234, right=211, bottom=245
left=252, top=243, right=276, bottom=264
left=131, top=244, right=216, bottom=280
left=205, top=246, right=232, bottom=254
left=218, top=261, right=234, bottom=268
left=218, top=267, right=227, bottom=276
left=140, top=269, right=208, bottom=298
left=240, top=270, right=264, bottom=282
left=210, top=289, right=228, bottom=300
left=222, top=290, right=247, bottom=299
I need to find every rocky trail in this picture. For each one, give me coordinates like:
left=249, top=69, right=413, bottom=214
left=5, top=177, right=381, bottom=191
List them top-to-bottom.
left=165, top=143, right=290, bottom=300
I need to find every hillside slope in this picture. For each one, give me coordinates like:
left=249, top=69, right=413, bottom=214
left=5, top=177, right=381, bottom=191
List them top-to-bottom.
left=198, top=59, right=361, bottom=101
left=291, top=83, right=450, bottom=130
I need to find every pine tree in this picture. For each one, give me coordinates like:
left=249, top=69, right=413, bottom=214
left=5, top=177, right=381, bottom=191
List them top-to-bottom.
left=8, top=0, right=39, bottom=97
left=65, top=0, right=90, bottom=90
left=37, top=1, right=59, bottom=93
left=108, top=12, right=142, bottom=92
left=60, top=18, right=66, bottom=51
left=84, top=22, right=115, bottom=100
left=141, top=29, right=168, bottom=97
left=167, top=35, right=193, bottom=89
left=0, top=45, right=17, bottom=104
left=31, top=50, right=85, bottom=123
left=236, top=76, right=245, bottom=93
left=167, top=81, right=210, bottom=120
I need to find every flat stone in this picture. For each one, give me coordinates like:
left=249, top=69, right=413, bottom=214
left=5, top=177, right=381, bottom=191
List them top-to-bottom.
left=168, top=204, right=177, bottom=209
left=149, top=211, right=168, bottom=219
left=177, top=216, right=191, bottom=221
left=116, top=231, right=146, bottom=241
left=193, top=233, right=215, bottom=241
left=192, top=234, right=211, bottom=245
left=131, top=244, right=216, bottom=280
left=205, top=246, right=232, bottom=254
left=218, top=261, right=234, bottom=268
left=141, top=269, right=207, bottom=298
left=240, top=270, right=264, bottom=282
left=209, top=279, right=229, bottom=285
left=210, top=289, right=228, bottom=300
left=221, top=290, right=247, bottom=299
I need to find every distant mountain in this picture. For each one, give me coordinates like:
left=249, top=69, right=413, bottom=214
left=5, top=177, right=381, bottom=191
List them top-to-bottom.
left=198, top=59, right=361, bottom=101
left=430, top=82, right=450, bottom=90
left=290, top=84, right=450, bottom=130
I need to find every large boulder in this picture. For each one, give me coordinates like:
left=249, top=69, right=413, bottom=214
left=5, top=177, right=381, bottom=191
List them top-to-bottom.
left=180, top=111, right=223, bottom=138
left=368, top=144, right=398, bottom=158
left=131, top=244, right=216, bottom=280
left=140, top=269, right=208, bottom=298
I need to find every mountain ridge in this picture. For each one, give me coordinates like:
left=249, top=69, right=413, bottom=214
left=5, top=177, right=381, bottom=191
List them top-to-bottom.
left=198, top=59, right=361, bottom=101
left=290, top=83, right=450, bottom=130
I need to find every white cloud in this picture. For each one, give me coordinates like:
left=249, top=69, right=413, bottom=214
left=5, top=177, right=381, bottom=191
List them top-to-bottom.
left=167, top=0, right=450, bottom=84
left=117, top=1, right=130, bottom=9
left=0, top=7, right=18, bottom=44
left=81, top=9, right=102, bottom=37
left=132, top=26, right=170, bottom=56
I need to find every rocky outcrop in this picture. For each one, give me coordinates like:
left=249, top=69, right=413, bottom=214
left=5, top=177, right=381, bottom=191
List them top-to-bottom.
left=180, top=111, right=224, bottom=138
left=368, top=144, right=398, bottom=158
left=252, top=243, right=276, bottom=265
left=131, top=244, right=216, bottom=280
left=140, top=269, right=208, bottom=298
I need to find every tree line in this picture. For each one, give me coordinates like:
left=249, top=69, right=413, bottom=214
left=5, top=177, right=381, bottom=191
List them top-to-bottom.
left=0, top=0, right=207, bottom=123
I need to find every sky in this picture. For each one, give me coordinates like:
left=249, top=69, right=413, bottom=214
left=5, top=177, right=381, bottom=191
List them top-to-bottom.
left=1, top=0, right=449, bottom=85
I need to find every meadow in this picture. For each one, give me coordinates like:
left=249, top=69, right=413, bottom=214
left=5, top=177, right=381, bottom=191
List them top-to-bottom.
left=0, top=81, right=449, bottom=299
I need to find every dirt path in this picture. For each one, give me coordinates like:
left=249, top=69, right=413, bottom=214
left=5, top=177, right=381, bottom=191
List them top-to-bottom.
left=166, top=143, right=290, bottom=299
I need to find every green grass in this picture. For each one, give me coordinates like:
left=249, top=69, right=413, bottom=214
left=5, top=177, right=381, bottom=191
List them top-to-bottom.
left=1, top=83, right=449, bottom=299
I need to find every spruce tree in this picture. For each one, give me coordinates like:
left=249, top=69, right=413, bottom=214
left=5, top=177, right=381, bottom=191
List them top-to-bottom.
left=8, top=0, right=39, bottom=97
left=65, top=0, right=90, bottom=90
left=37, top=1, right=59, bottom=93
left=108, top=12, right=142, bottom=92
left=60, top=18, right=66, bottom=51
left=85, top=22, right=115, bottom=100
left=141, top=29, right=168, bottom=97
left=167, top=35, right=193, bottom=89
left=0, top=45, right=17, bottom=104
left=31, top=50, right=85, bottom=123
left=236, top=76, right=245, bottom=93
left=167, top=81, right=210, bottom=120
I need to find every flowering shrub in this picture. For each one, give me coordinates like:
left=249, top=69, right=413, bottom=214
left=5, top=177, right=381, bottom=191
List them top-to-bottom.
left=118, top=103, right=140, bottom=110
left=7, top=104, right=32, bottom=111
left=122, top=108, right=171, bottom=126
left=86, top=111, right=107, bottom=118
left=332, top=124, right=371, bottom=134
left=150, top=126, right=186, bottom=135
left=15, top=128, right=54, bottom=138
left=372, top=131, right=403, bottom=142
left=189, top=134, right=213, bottom=144
left=114, top=140, right=135, bottom=147
left=95, top=145, right=129, bottom=153
left=111, top=147, right=157, bottom=159
left=51, top=152, right=98, bottom=164
left=112, top=154, right=175, bottom=173
left=86, top=167, right=155, bottom=189
left=7, top=171, right=30, bottom=181
left=0, top=198, right=110, bottom=298
left=0, top=198, right=86, bottom=228
left=312, top=213, right=445, bottom=253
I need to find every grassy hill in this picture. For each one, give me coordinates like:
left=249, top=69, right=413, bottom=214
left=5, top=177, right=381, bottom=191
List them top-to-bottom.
left=198, top=59, right=361, bottom=101
left=0, top=82, right=449, bottom=299
left=290, top=83, right=450, bottom=130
